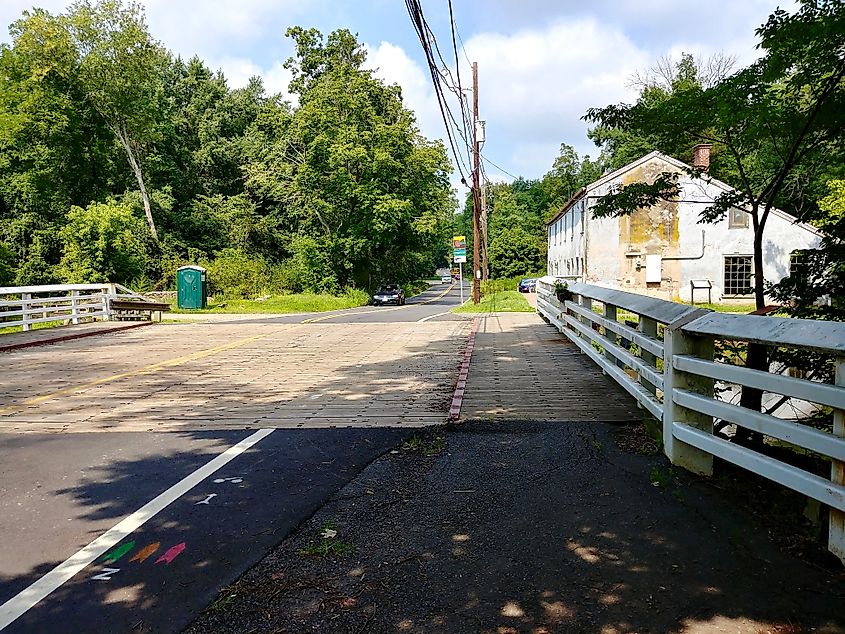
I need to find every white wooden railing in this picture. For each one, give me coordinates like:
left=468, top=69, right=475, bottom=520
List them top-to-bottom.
left=536, top=276, right=845, bottom=563
left=0, top=283, right=145, bottom=331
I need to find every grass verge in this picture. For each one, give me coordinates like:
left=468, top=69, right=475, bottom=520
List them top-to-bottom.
left=169, top=290, right=369, bottom=314
left=452, top=290, right=533, bottom=313
left=682, top=302, right=757, bottom=313
left=0, top=320, right=67, bottom=335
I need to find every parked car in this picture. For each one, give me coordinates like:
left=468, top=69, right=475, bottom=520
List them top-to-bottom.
left=518, top=278, right=537, bottom=293
left=372, top=285, right=406, bottom=306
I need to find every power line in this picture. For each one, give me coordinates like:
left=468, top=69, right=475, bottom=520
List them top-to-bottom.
left=404, top=0, right=473, bottom=183
left=481, top=153, right=521, bottom=181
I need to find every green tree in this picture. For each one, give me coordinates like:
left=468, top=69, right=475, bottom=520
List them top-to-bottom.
left=65, top=0, right=169, bottom=240
left=0, top=8, right=119, bottom=284
left=245, top=27, right=453, bottom=288
left=540, top=144, right=604, bottom=218
left=771, top=179, right=845, bottom=321
left=57, top=199, right=147, bottom=283
left=488, top=226, right=543, bottom=278
left=0, top=243, right=15, bottom=286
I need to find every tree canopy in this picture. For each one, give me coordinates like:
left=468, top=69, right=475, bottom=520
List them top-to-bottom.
left=0, top=5, right=454, bottom=296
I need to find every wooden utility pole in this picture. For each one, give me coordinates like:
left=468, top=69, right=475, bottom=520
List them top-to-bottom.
left=472, top=62, right=481, bottom=304
left=481, top=180, right=489, bottom=281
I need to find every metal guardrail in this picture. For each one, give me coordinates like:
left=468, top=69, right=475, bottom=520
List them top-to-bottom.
left=536, top=275, right=845, bottom=563
left=0, top=283, right=145, bottom=331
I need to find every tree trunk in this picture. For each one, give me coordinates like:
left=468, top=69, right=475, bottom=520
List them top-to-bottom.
left=115, top=126, right=158, bottom=241
left=735, top=219, right=766, bottom=447
left=752, top=226, right=765, bottom=311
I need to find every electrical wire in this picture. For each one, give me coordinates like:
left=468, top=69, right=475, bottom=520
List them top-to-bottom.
left=404, top=0, right=473, bottom=183
left=481, top=153, right=521, bottom=180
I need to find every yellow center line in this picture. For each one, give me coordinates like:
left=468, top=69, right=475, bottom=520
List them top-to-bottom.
left=300, top=284, right=456, bottom=324
left=0, top=333, right=269, bottom=414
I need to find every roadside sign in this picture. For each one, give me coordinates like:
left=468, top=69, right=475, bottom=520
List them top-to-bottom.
left=452, top=235, right=467, bottom=263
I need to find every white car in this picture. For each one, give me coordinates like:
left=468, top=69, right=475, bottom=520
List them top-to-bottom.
left=441, top=275, right=452, bottom=283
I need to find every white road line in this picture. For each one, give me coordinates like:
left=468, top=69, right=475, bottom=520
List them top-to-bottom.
left=417, top=311, right=451, bottom=323
left=0, top=428, right=275, bottom=631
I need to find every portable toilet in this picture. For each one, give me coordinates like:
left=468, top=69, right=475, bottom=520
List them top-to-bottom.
left=177, top=265, right=207, bottom=309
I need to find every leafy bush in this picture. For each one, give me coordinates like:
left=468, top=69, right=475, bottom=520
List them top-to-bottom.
left=57, top=199, right=148, bottom=284
left=282, top=236, right=340, bottom=294
left=201, top=248, right=269, bottom=299
left=481, top=274, right=543, bottom=295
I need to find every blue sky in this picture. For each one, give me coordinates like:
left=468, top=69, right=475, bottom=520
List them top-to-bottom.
left=1, top=0, right=790, bottom=189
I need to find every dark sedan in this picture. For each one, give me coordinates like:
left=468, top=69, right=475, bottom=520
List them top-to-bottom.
left=518, top=278, right=537, bottom=293
left=372, top=285, right=406, bottom=306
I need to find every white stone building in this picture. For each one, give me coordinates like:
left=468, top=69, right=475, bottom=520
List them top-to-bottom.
left=546, top=148, right=822, bottom=303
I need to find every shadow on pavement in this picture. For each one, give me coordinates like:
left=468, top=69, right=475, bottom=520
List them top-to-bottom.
left=186, top=419, right=845, bottom=634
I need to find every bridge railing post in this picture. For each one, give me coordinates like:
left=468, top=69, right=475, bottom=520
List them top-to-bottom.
left=102, top=289, right=111, bottom=321
left=70, top=290, right=80, bottom=325
left=21, top=292, right=31, bottom=332
left=577, top=294, right=592, bottom=352
left=603, top=303, right=617, bottom=370
left=639, top=316, right=658, bottom=396
left=662, top=322, right=715, bottom=476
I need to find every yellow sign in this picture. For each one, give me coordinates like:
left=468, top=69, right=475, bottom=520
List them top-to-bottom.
left=452, top=235, right=466, bottom=249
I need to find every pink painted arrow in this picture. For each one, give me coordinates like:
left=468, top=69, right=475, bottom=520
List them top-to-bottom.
left=154, top=542, right=186, bottom=565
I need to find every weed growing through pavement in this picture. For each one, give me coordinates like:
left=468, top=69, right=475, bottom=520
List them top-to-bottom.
left=402, top=434, right=446, bottom=457
left=649, top=466, right=672, bottom=488
left=298, top=521, right=354, bottom=558
left=210, top=593, right=237, bottom=611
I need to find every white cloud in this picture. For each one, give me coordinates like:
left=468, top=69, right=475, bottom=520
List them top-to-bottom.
left=142, top=0, right=307, bottom=61
left=461, top=18, right=650, bottom=178
left=364, top=41, right=441, bottom=140
left=210, top=57, right=294, bottom=101
left=263, top=61, right=294, bottom=97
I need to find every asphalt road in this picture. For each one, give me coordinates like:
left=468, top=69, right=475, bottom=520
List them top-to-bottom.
left=228, top=278, right=472, bottom=325
left=0, top=280, right=473, bottom=633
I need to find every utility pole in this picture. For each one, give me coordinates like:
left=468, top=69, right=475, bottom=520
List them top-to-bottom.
left=472, top=62, right=481, bottom=304
left=480, top=179, right=489, bottom=281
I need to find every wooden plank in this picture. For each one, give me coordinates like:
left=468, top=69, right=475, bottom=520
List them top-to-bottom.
left=567, top=282, right=703, bottom=324
left=682, top=311, right=845, bottom=354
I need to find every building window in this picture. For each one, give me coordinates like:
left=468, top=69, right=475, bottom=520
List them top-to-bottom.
left=728, top=208, right=749, bottom=229
left=789, top=250, right=810, bottom=285
left=724, top=255, right=753, bottom=296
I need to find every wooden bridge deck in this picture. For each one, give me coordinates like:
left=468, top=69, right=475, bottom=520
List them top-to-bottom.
left=461, top=313, right=641, bottom=422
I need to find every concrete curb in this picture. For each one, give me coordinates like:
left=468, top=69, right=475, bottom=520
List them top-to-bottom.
left=448, top=318, right=479, bottom=421
left=0, top=321, right=153, bottom=353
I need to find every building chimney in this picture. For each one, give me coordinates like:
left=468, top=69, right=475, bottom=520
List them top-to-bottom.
left=692, top=144, right=712, bottom=172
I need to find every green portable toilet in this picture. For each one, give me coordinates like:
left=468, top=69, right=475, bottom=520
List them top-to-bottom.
left=177, top=265, right=207, bottom=309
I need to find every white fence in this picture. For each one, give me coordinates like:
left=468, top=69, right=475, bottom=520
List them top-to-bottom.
left=536, top=276, right=845, bottom=563
left=0, top=283, right=145, bottom=331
